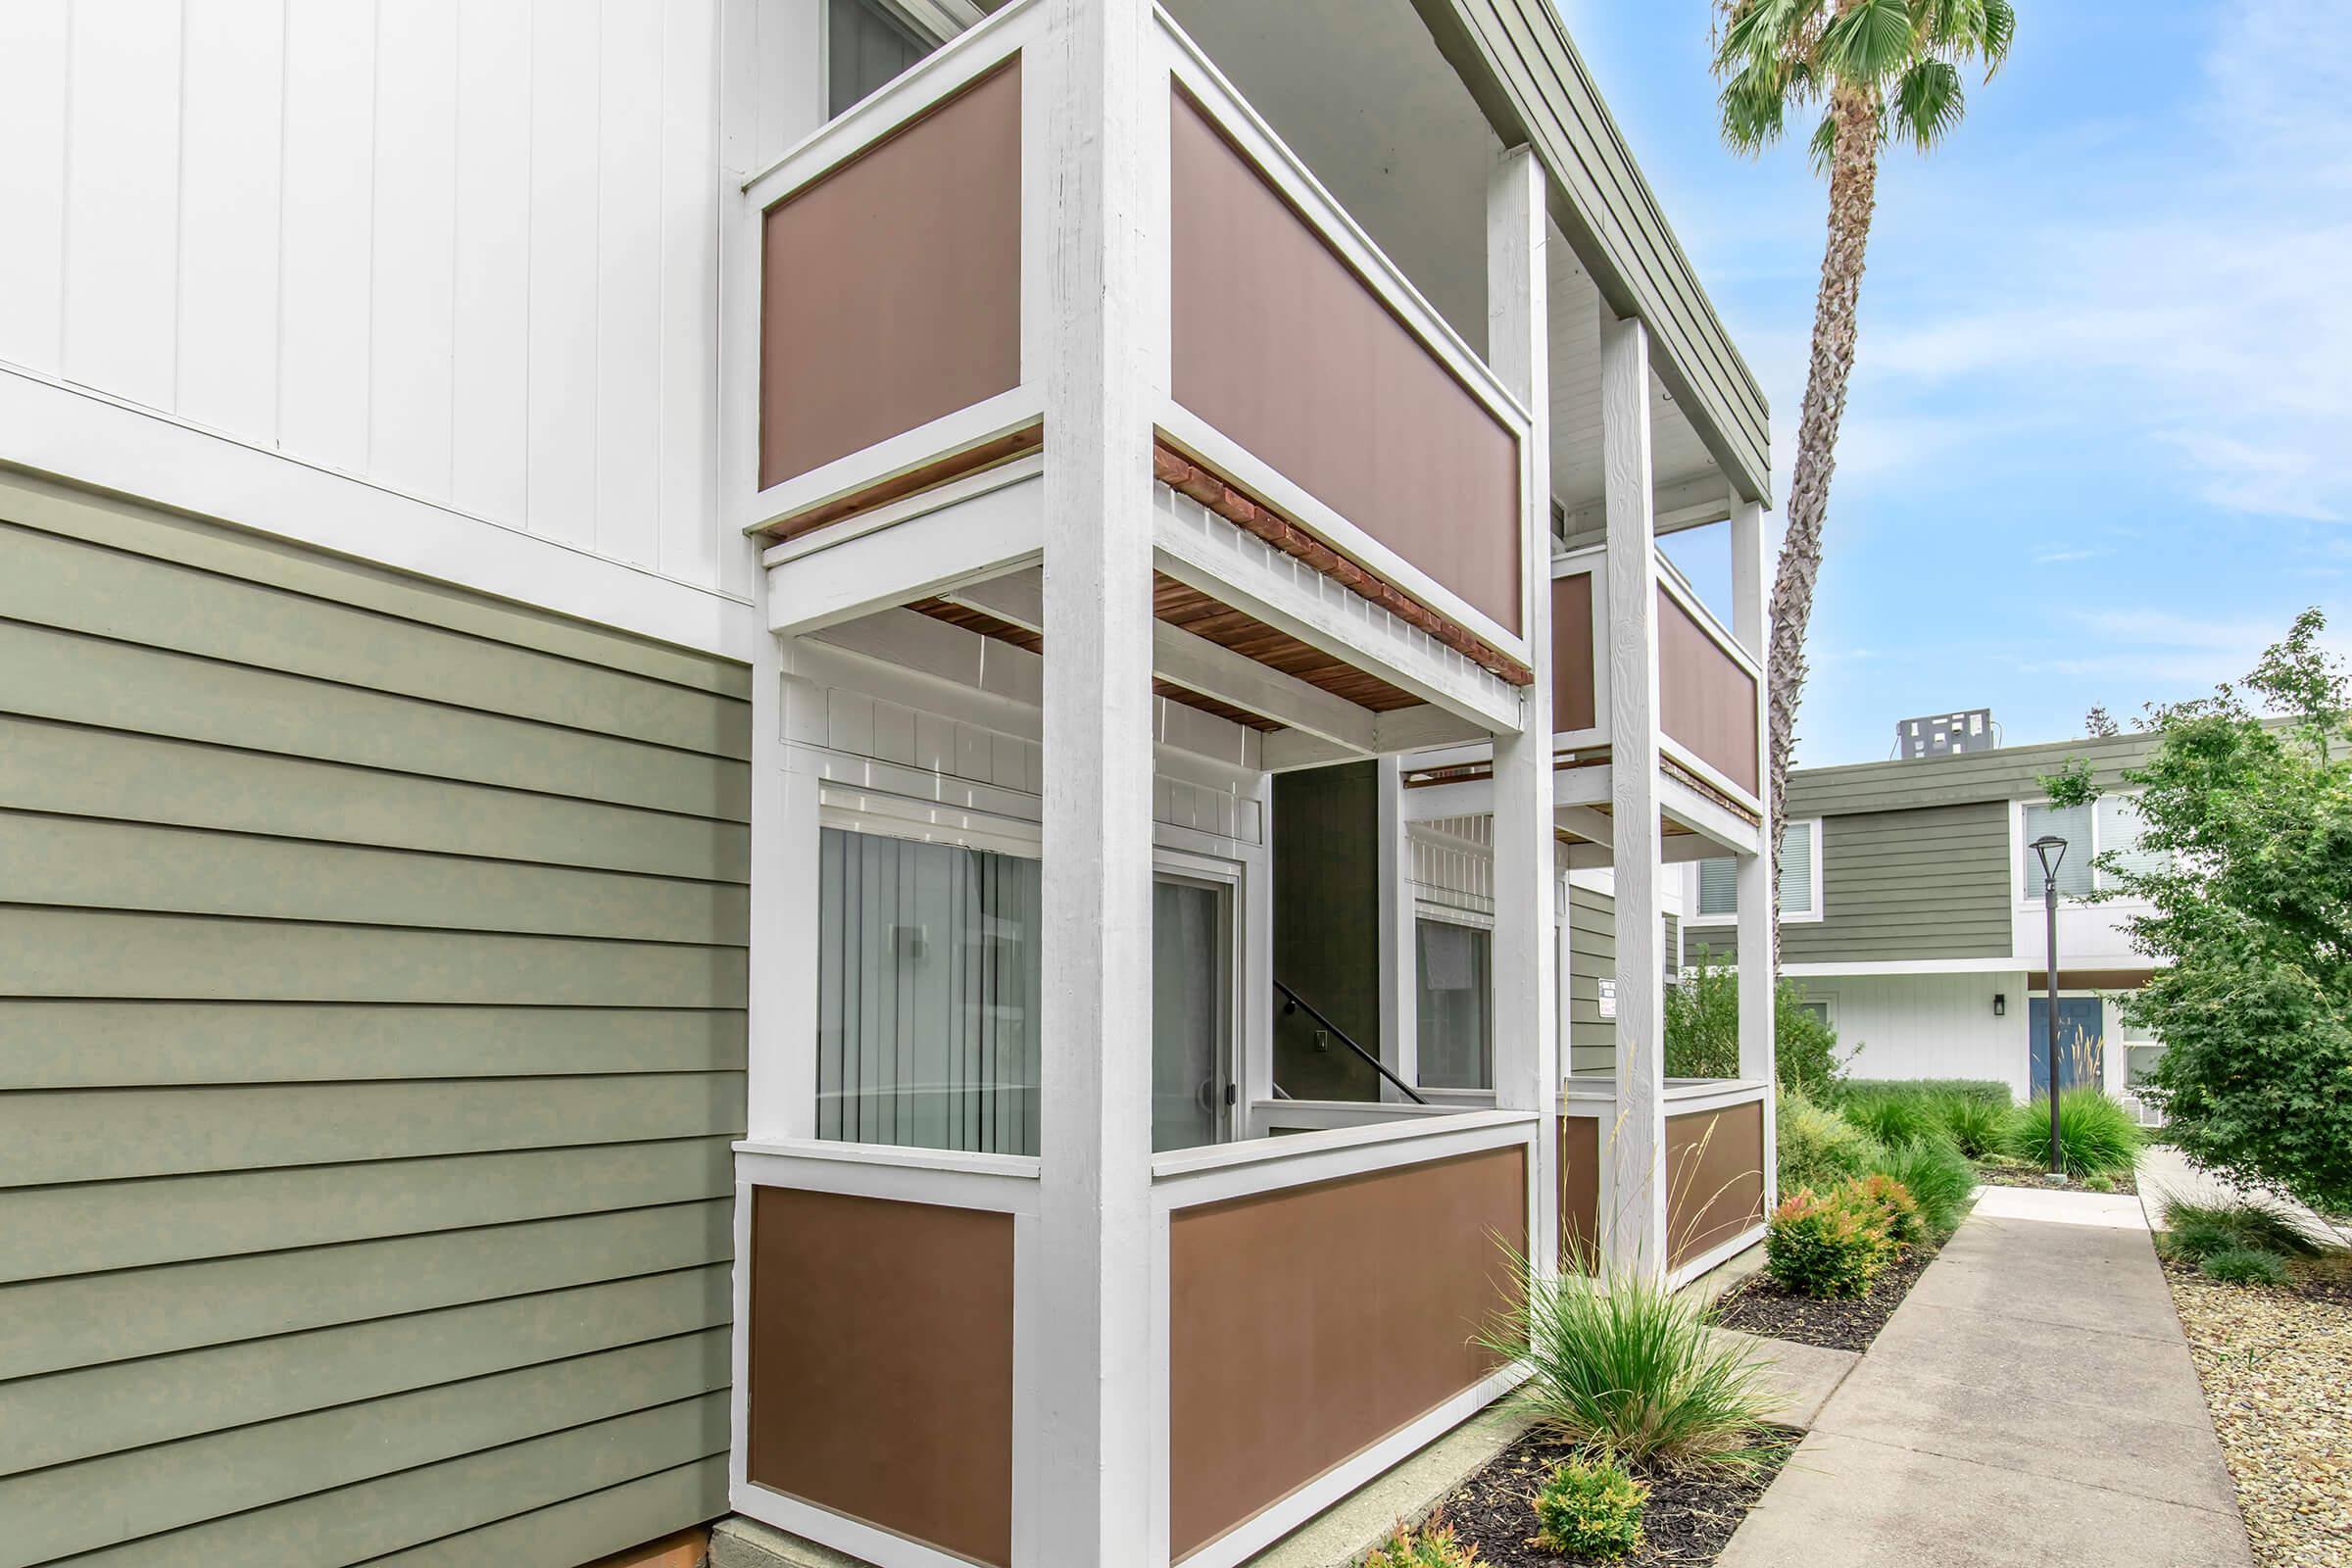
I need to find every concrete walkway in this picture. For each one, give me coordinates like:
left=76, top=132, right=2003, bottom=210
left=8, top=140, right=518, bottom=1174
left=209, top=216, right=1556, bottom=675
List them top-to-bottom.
left=1718, top=1188, right=2255, bottom=1568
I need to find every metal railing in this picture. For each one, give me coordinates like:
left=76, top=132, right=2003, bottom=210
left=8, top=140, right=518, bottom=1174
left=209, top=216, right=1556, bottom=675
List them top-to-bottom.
left=1273, top=980, right=1426, bottom=1104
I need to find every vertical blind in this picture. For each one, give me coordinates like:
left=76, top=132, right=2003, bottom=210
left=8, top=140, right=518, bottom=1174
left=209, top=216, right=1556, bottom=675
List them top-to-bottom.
left=2022, top=801, right=2095, bottom=897
left=1696, top=820, right=1813, bottom=918
left=816, top=827, right=1042, bottom=1155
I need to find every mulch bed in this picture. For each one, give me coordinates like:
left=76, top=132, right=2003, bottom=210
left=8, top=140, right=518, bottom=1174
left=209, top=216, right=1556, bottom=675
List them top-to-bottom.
left=1972, top=1161, right=2138, bottom=1196
left=1710, top=1230, right=1943, bottom=1352
left=2162, top=1254, right=2352, bottom=1567
left=1430, top=1430, right=1793, bottom=1567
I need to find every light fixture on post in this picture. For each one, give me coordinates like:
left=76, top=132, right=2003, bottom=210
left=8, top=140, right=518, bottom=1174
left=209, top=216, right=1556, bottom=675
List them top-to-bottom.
left=2030, top=834, right=2069, bottom=1178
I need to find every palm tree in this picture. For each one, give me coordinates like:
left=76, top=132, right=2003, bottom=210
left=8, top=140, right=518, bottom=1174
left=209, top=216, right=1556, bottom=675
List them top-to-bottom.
left=1714, top=0, right=2013, bottom=966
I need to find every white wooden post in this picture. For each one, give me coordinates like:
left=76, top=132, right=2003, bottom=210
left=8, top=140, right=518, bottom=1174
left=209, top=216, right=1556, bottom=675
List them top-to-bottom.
left=1034, top=0, right=1159, bottom=1561
left=1487, top=146, right=1558, bottom=1268
left=1600, top=306, right=1666, bottom=1275
left=1730, top=498, right=1777, bottom=1201
left=1376, top=754, right=1419, bottom=1099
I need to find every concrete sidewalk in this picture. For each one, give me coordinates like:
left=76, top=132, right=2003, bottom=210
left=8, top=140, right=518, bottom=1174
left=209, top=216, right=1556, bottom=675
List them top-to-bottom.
left=1717, top=1189, right=2254, bottom=1568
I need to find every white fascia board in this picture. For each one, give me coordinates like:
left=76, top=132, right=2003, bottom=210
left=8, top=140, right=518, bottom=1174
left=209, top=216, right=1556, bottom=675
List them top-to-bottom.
left=765, top=472, right=1044, bottom=636
left=1781, top=957, right=2029, bottom=977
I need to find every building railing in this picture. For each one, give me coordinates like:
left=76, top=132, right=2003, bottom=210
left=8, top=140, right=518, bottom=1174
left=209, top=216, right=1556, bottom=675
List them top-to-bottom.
left=737, top=0, right=1539, bottom=679
left=1558, top=1078, right=1770, bottom=1288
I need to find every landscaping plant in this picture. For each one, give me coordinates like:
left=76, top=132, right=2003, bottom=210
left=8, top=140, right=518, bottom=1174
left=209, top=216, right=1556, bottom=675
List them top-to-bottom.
left=2042, top=610, right=2352, bottom=1213
left=1663, top=949, right=1842, bottom=1095
left=1833, top=1080, right=2011, bottom=1157
left=1776, top=1088, right=1885, bottom=1197
left=1994, top=1089, right=2144, bottom=1179
left=1867, top=1136, right=1975, bottom=1239
left=1852, top=1171, right=1925, bottom=1248
left=1764, top=1185, right=1894, bottom=1298
left=2158, top=1197, right=2329, bottom=1263
left=2198, top=1247, right=2291, bottom=1288
left=1480, top=1253, right=1782, bottom=1469
left=1530, top=1456, right=1648, bottom=1561
left=1363, top=1515, right=1481, bottom=1568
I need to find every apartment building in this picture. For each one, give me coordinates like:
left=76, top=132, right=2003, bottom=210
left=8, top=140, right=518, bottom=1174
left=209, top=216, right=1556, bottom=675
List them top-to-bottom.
left=0, top=2, right=1773, bottom=1564
left=1682, top=728, right=2171, bottom=1113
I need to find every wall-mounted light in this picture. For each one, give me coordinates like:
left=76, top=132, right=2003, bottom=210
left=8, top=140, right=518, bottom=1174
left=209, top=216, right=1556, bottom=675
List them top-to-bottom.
left=1993, top=993, right=2007, bottom=1017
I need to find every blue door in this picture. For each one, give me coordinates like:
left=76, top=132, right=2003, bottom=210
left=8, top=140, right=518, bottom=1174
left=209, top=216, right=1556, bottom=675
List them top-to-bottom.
left=2029, top=998, right=2105, bottom=1095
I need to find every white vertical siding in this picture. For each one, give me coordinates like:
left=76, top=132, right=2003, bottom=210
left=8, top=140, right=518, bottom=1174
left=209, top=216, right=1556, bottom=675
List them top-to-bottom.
left=0, top=0, right=771, bottom=606
left=1795, top=972, right=2033, bottom=1102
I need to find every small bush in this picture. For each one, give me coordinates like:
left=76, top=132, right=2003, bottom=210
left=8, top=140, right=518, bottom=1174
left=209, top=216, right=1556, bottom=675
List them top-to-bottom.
left=1663, top=951, right=1841, bottom=1095
left=1837, top=1078, right=2013, bottom=1109
left=1832, top=1081, right=2013, bottom=1157
left=1777, top=1089, right=1886, bottom=1198
left=1996, top=1091, right=2146, bottom=1178
left=1932, top=1095, right=2011, bottom=1159
left=1869, top=1137, right=1976, bottom=1239
left=1851, top=1172, right=1925, bottom=1248
left=2083, top=1173, right=2116, bottom=1194
left=1766, top=1186, right=1893, bottom=1298
left=2159, top=1197, right=2330, bottom=1262
left=2199, top=1247, right=2291, bottom=1287
left=1480, top=1254, right=1781, bottom=1468
left=1531, top=1456, right=1647, bottom=1560
left=1363, top=1515, right=1481, bottom=1567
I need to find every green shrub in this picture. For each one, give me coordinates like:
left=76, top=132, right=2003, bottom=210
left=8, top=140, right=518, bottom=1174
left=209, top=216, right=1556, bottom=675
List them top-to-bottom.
left=1663, top=950, right=1841, bottom=1096
left=1832, top=1081, right=2014, bottom=1157
left=1777, top=1089, right=1886, bottom=1198
left=1996, top=1091, right=2146, bottom=1178
left=1868, top=1137, right=1976, bottom=1239
left=1851, top=1172, right=1925, bottom=1248
left=2083, top=1173, right=2116, bottom=1194
left=1765, top=1186, right=1893, bottom=1298
left=2159, top=1197, right=2330, bottom=1262
left=2199, top=1247, right=2291, bottom=1287
left=1480, top=1254, right=1781, bottom=1468
left=1531, top=1456, right=1647, bottom=1560
left=1363, top=1516, right=1481, bottom=1567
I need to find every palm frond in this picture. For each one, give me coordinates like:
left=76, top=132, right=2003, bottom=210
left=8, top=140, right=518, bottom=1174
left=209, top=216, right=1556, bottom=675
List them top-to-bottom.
left=1716, top=0, right=1817, bottom=74
left=1820, top=0, right=1919, bottom=85
left=1977, top=0, right=2017, bottom=72
left=1720, top=59, right=1798, bottom=154
left=1892, top=59, right=1966, bottom=149
left=1806, top=109, right=1840, bottom=175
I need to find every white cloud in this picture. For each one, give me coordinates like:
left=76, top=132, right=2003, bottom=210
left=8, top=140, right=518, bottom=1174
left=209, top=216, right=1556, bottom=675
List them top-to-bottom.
left=1847, top=0, right=2352, bottom=524
left=2019, top=608, right=2352, bottom=691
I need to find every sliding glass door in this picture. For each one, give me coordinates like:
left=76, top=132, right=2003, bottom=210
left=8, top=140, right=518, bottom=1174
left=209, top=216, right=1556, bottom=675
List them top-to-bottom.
left=1152, top=875, right=1232, bottom=1152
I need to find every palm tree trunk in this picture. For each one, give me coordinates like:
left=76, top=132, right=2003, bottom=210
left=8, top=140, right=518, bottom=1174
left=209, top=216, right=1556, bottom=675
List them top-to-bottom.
left=1768, top=83, right=1880, bottom=974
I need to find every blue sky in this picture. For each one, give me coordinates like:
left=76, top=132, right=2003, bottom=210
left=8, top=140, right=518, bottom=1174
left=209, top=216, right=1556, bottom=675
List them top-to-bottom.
left=1563, top=0, right=2352, bottom=765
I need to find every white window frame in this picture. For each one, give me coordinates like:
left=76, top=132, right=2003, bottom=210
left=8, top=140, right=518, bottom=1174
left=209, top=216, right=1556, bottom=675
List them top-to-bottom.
left=2011, top=793, right=2158, bottom=908
left=1686, top=817, right=1823, bottom=927
left=1410, top=901, right=1495, bottom=1099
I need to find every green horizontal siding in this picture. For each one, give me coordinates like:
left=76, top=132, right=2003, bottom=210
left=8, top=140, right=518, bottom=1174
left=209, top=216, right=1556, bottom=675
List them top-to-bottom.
left=0, top=477, right=747, bottom=1567
left=1786, top=731, right=2163, bottom=817
left=1683, top=802, right=2011, bottom=967
left=1567, top=885, right=1615, bottom=1071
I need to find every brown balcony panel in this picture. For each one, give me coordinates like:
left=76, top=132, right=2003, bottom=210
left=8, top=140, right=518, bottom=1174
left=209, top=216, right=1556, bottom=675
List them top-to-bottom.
left=760, top=61, right=1022, bottom=491
left=1169, top=89, right=1521, bottom=635
left=1552, top=572, right=1596, bottom=733
left=1657, top=587, right=1759, bottom=796
left=1664, top=1099, right=1766, bottom=1269
left=1561, top=1112, right=1600, bottom=1268
left=1167, top=1147, right=1526, bottom=1561
left=746, top=1186, right=1014, bottom=1568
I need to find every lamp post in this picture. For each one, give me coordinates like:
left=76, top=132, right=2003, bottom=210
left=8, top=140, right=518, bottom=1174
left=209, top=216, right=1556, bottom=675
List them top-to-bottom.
left=2030, top=834, right=2068, bottom=1178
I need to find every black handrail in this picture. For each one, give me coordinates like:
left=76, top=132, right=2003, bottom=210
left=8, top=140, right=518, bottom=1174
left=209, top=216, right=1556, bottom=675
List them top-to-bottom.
left=1274, top=980, right=1428, bottom=1104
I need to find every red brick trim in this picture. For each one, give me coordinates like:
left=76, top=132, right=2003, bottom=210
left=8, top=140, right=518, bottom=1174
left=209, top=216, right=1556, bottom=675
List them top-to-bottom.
left=1152, top=442, right=1535, bottom=688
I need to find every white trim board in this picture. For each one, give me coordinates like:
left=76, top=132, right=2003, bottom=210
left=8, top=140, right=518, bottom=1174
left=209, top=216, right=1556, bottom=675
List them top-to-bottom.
left=0, top=364, right=761, bottom=661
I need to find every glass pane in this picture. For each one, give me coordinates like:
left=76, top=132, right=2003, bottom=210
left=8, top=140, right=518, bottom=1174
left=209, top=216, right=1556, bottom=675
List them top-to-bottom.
left=828, top=0, right=934, bottom=118
left=2097, top=794, right=2166, bottom=885
left=2023, top=802, right=2094, bottom=897
left=1779, top=821, right=1814, bottom=914
left=816, top=827, right=1041, bottom=1155
left=1696, top=858, right=1738, bottom=917
left=1152, top=879, right=1226, bottom=1152
left=1416, top=919, right=1493, bottom=1090
left=2126, top=1044, right=2164, bottom=1087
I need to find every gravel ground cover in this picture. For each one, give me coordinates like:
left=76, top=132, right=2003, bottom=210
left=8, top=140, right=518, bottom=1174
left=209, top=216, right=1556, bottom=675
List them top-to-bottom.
left=1972, top=1160, right=2138, bottom=1196
left=1709, top=1231, right=1941, bottom=1352
left=2164, top=1254, right=2351, bottom=1568
left=1428, top=1431, right=1791, bottom=1567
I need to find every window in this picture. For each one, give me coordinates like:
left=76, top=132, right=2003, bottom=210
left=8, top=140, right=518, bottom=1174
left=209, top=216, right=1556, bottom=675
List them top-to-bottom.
left=827, top=0, right=936, bottom=119
left=2022, top=794, right=2165, bottom=899
left=1692, top=820, right=1818, bottom=922
left=816, top=826, right=1042, bottom=1155
left=1415, top=917, right=1493, bottom=1090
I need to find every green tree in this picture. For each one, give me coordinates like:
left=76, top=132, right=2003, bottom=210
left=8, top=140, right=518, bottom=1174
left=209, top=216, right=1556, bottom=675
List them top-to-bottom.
left=1713, top=0, right=2014, bottom=966
left=2061, top=609, right=2352, bottom=1212
left=1664, top=947, right=1842, bottom=1095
